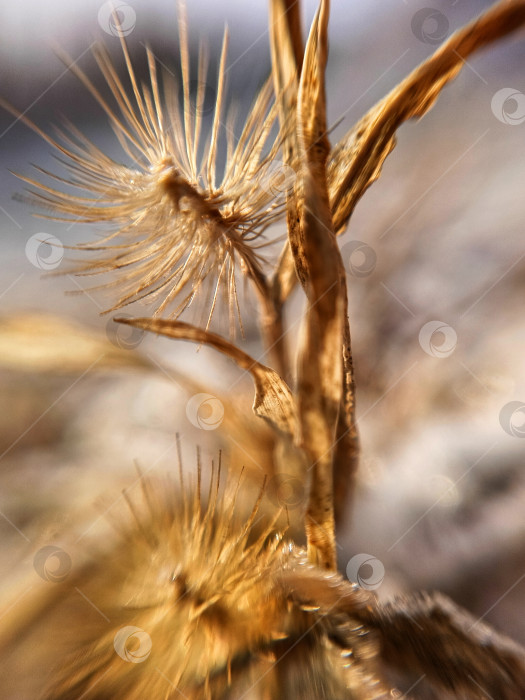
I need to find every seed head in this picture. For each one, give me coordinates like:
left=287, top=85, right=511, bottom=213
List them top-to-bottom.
left=17, top=10, right=288, bottom=334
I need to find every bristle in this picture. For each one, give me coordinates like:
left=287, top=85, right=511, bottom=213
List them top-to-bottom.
left=13, top=17, right=288, bottom=334
left=206, top=28, right=229, bottom=191
left=0, top=447, right=389, bottom=699
left=30, top=466, right=294, bottom=699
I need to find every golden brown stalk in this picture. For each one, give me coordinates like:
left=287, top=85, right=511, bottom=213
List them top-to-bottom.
left=271, top=0, right=525, bottom=528
left=291, top=0, right=346, bottom=569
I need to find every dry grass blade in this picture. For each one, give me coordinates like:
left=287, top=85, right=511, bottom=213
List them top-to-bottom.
left=247, top=0, right=307, bottom=382
left=269, top=0, right=305, bottom=305
left=269, top=0, right=303, bottom=105
left=270, top=0, right=304, bottom=74
left=292, top=0, right=348, bottom=570
left=329, top=0, right=525, bottom=233
left=332, top=312, right=359, bottom=528
left=0, top=313, right=149, bottom=373
left=116, top=316, right=299, bottom=439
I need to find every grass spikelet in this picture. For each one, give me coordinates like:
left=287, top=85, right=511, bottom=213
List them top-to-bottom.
left=10, top=7, right=288, bottom=335
left=0, top=461, right=387, bottom=700
left=0, top=465, right=285, bottom=698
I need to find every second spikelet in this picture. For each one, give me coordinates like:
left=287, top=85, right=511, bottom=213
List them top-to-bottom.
left=0, top=464, right=387, bottom=700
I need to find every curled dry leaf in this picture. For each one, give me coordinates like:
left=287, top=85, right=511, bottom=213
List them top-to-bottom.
left=269, top=0, right=359, bottom=530
left=320, top=0, right=525, bottom=530
left=329, top=0, right=525, bottom=233
left=116, top=316, right=299, bottom=440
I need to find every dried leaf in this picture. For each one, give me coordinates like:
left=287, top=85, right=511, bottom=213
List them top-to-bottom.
left=269, top=0, right=305, bottom=299
left=269, top=0, right=304, bottom=76
left=269, top=0, right=303, bottom=102
left=329, top=0, right=525, bottom=232
left=274, top=1, right=525, bottom=300
left=332, top=310, right=359, bottom=529
left=0, top=313, right=149, bottom=373
left=116, top=317, right=299, bottom=439
left=360, top=591, right=525, bottom=699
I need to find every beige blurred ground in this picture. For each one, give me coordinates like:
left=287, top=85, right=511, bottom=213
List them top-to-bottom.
left=0, top=2, right=524, bottom=697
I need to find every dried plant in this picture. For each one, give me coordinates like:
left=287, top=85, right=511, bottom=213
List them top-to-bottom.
left=1, top=1, right=525, bottom=698
left=2, top=4, right=287, bottom=343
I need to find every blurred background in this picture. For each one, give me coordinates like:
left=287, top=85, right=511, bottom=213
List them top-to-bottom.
left=0, top=1, right=524, bottom=696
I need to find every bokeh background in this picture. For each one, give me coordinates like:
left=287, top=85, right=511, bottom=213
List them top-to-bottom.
left=1, top=1, right=525, bottom=696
